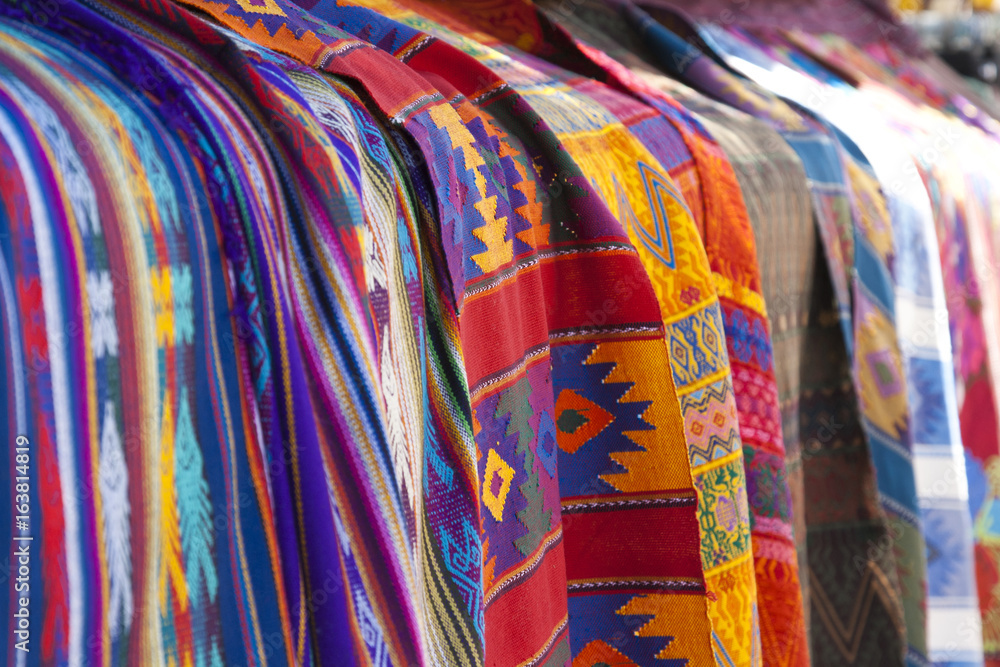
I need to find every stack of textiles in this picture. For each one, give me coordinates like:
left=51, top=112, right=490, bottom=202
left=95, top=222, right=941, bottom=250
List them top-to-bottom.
left=4, top=0, right=1000, bottom=665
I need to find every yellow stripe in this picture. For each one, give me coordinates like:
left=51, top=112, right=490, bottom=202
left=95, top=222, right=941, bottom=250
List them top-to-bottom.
left=712, top=273, right=768, bottom=317
left=661, top=297, right=718, bottom=326
left=678, top=367, right=732, bottom=396
left=692, top=448, right=744, bottom=476
left=703, top=550, right=754, bottom=578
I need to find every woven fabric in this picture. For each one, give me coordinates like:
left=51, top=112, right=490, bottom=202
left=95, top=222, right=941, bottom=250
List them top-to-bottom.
left=0, top=0, right=498, bottom=663
left=161, top=0, right=732, bottom=663
left=293, top=0, right=767, bottom=663
left=126, top=1, right=496, bottom=662
left=3, top=2, right=997, bottom=666
left=354, top=3, right=780, bottom=663
left=560, top=4, right=913, bottom=665
left=497, top=5, right=810, bottom=664
left=0, top=8, right=301, bottom=664
left=528, top=8, right=816, bottom=638
left=683, top=23, right=940, bottom=667
left=706, top=28, right=987, bottom=667
left=774, top=33, right=996, bottom=666
left=813, top=37, right=1000, bottom=664
left=844, top=37, right=1000, bottom=134
left=635, top=40, right=913, bottom=667
left=493, top=50, right=762, bottom=667
left=646, top=74, right=819, bottom=663
left=955, top=143, right=1000, bottom=667
left=963, top=156, right=1000, bottom=667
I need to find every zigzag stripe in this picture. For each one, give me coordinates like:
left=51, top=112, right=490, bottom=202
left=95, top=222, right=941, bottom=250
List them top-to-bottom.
left=682, top=377, right=733, bottom=408
left=688, top=431, right=741, bottom=467
left=809, top=564, right=904, bottom=663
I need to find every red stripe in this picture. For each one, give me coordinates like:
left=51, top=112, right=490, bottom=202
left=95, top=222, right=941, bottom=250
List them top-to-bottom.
left=461, top=252, right=662, bottom=385
left=562, top=505, right=704, bottom=582
left=484, top=540, right=569, bottom=667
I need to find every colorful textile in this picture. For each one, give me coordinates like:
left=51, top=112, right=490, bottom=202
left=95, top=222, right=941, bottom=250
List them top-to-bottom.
left=0, top=0, right=489, bottom=663
left=166, top=0, right=742, bottom=664
left=4, top=1, right=1000, bottom=666
left=112, top=2, right=490, bottom=662
left=308, top=2, right=774, bottom=664
left=553, top=3, right=912, bottom=665
left=467, top=4, right=810, bottom=663
left=328, top=5, right=733, bottom=666
left=0, top=9, right=301, bottom=664
left=679, top=21, right=941, bottom=667
left=700, top=27, right=984, bottom=667
left=830, top=38, right=1000, bottom=664
left=785, top=40, right=1000, bottom=662
left=494, top=50, right=763, bottom=666
left=641, top=72, right=820, bottom=659
left=677, top=99, right=817, bottom=655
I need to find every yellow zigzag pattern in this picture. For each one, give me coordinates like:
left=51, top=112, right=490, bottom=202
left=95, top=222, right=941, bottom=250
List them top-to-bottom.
left=429, top=104, right=512, bottom=273
left=586, top=339, right=693, bottom=493
left=617, top=593, right=715, bottom=663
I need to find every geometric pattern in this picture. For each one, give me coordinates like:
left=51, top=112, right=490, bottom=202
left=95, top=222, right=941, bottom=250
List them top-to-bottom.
left=499, top=65, right=729, bottom=666
left=616, top=162, right=684, bottom=270
left=666, top=304, right=728, bottom=389
left=725, top=306, right=772, bottom=372
left=554, top=339, right=692, bottom=496
left=865, top=350, right=903, bottom=399
left=680, top=379, right=742, bottom=467
left=554, top=389, right=615, bottom=455
left=482, top=448, right=515, bottom=522
left=704, top=556, right=760, bottom=667
left=809, top=563, right=904, bottom=665
left=615, top=592, right=717, bottom=666
left=571, top=639, right=639, bottom=667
